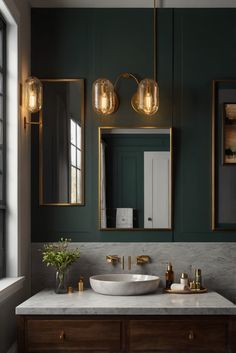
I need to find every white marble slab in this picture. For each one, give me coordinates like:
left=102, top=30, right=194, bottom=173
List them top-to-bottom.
left=31, top=242, right=236, bottom=304
left=16, top=289, right=236, bottom=316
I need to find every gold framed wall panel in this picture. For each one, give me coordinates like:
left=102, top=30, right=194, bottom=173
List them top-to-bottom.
left=212, top=79, right=236, bottom=231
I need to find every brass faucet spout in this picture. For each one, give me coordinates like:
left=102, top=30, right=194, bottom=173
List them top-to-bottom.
left=106, top=255, right=120, bottom=264
left=136, top=255, right=151, bottom=265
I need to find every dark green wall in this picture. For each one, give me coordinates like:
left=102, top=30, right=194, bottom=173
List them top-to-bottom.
left=31, top=8, right=236, bottom=242
left=104, top=134, right=170, bottom=227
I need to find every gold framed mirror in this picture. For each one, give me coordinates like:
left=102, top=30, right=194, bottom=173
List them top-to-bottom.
left=39, top=79, right=84, bottom=206
left=212, top=79, right=236, bottom=230
left=98, top=127, right=173, bottom=230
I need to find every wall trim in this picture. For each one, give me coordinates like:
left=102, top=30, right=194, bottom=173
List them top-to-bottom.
left=28, top=0, right=236, bottom=9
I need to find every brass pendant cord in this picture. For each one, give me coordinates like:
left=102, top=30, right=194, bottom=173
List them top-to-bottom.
left=154, top=0, right=157, bottom=82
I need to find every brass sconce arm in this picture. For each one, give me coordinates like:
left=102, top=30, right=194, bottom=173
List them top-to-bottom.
left=114, top=72, right=139, bottom=88
left=24, top=117, right=41, bottom=130
left=136, top=255, right=151, bottom=265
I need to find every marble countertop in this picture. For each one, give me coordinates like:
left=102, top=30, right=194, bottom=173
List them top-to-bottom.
left=16, top=289, right=236, bottom=316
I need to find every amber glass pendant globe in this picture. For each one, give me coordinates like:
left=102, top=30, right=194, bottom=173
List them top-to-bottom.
left=25, top=76, right=43, bottom=113
left=92, top=78, right=118, bottom=116
left=132, top=79, right=159, bottom=116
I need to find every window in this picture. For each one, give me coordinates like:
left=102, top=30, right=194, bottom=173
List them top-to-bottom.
left=0, top=14, right=6, bottom=279
left=70, top=118, right=82, bottom=203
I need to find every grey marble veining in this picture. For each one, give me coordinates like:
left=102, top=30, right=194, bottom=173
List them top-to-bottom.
left=31, top=243, right=236, bottom=303
left=16, top=289, right=236, bottom=316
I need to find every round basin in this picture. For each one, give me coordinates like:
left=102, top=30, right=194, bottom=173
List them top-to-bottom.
left=89, top=274, right=160, bottom=296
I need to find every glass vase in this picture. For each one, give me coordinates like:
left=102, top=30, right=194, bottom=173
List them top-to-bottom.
left=55, top=269, right=68, bottom=294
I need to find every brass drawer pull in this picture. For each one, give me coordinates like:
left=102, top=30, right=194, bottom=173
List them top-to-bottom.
left=59, top=330, right=65, bottom=341
left=188, top=330, right=194, bottom=341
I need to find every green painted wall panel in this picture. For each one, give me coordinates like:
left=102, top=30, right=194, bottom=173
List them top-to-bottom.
left=31, top=8, right=236, bottom=242
left=31, top=9, right=174, bottom=242
left=173, top=9, right=236, bottom=241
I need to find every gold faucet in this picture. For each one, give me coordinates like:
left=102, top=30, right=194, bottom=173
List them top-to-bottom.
left=106, top=255, right=120, bottom=264
left=136, top=255, right=151, bottom=265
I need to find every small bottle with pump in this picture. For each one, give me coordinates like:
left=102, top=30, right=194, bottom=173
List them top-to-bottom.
left=165, top=263, right=174, bottom=289
left=195, top=269, right=202, bottom=290
left=78, top=276, right=84, bottom=292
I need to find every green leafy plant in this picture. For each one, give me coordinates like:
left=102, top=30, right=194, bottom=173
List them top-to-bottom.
left=42, top=238, right=80, bottom=272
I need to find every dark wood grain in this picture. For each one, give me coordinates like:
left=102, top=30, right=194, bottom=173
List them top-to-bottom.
left=17, top=315, right=235, bottom=353
left=128, top=318, right=228, bottom=352
left=27, top=319, right=122, bottom=352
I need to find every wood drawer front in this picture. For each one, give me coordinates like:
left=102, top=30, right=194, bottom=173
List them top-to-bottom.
left=27, top=319, right=122, bottom=351
left=128, top=319, right=228, bottom=352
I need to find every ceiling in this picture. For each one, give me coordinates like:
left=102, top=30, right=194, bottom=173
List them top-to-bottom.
left=28, top=0, right=236, bottom=8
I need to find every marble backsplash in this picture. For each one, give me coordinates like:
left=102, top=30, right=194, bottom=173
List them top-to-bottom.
left=31, top=243, right=236, bottom=303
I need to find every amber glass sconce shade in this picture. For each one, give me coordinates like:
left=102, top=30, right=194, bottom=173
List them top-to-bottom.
left=25, top=76, right=43, bottom=113
left=92, top=78, right=118, bottom=116
left=132, top=79, right=159, bottom=116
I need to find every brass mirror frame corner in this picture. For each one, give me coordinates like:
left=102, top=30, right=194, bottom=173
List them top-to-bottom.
left=39, top=78, right=85, bottom=206
left=211, top=79, right=236, bottom=231
left=98, top=126, right=173, bottom=231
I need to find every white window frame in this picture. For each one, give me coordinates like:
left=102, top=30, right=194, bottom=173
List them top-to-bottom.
left=0, top=0, right=25, bottom=302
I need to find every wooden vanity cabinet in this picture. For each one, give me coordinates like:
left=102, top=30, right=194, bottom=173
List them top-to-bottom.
left=17, top=315, right=236, bottom=353
left=17, top=316, right=124, bottom=353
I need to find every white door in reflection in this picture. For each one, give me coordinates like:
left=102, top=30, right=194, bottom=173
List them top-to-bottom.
left=70, top=118, right=82, bottom=203
left=144, top=151, right=171, bottom=228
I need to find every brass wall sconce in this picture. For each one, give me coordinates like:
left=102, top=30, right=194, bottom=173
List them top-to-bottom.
left=92, top=0, right=159, bottom=117
left=92, top=73, right=159, bottom=116
left=24, top=76, right=43, bottom=129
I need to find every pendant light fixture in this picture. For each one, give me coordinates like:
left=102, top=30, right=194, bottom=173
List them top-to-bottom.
left=92, top=0, right=159, bottom=116
left=132, top=0, right=159, bottom=116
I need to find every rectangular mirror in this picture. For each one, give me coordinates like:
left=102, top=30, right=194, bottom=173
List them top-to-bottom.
left=39, top=79, right=84, bottom=205
left=212, top=79, right=236, bottom=229
left=98, top=127, right=172, bottom=230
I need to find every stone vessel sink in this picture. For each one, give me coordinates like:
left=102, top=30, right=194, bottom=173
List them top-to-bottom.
left=89, top=274, right=160, bottom=296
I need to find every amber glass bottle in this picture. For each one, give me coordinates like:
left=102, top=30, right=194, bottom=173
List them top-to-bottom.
left=165, top=263, right=174, bottom=289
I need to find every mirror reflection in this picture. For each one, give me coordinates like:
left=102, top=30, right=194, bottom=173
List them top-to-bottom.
left=39, top=79, right=84, bottom=205
left=99, top=127, right=172, bottom=230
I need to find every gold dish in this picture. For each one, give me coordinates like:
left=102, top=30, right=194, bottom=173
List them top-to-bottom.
left=164, top=288, right=207, bottom=294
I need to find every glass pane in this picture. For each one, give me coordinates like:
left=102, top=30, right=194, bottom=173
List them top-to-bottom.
left=0, top=29, right=2, bottom=68
left=0, top=73, right=3, bottom=94
left=0, top=96, right=2, bottom=120
left=70, top=119, right=76, bottom=145
left=0, top=121, right=2, bottom=145
left=77, top=124, right=81, bottom=149
left=71, top=145, right=76, bottom=167
left=0, top=150, right=2, bottom=172
left=77, top=150, right=81, bottom=169
left=70, top=166, right=76, bottom=203
left=76, top=170, right=81, bottom=203
left=0, top=174, right=2, bottom=201
left=0, top=209, right=4, bottom=278
left=0, top=210, right=3, bottom=245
